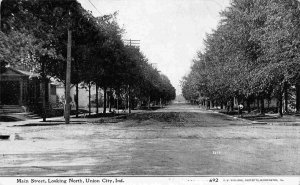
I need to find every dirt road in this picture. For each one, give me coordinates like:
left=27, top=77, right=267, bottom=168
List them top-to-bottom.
left=0, top=103, right=299, bottom=175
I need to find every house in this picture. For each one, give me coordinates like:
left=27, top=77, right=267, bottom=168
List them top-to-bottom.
left=0, top=67, right=57, bottom=113
left=56, top=82, right=103, bottom=108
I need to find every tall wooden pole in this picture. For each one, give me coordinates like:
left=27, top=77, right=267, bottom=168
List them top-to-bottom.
left=0, top=0, right=2, bottom=105
left=0, top=0, right=2, bottom=31
left=65, top=29, right=72, bottom=124
left=124, top=39, right=140, bottom=114
left=75, top=83, right=79, bottom=118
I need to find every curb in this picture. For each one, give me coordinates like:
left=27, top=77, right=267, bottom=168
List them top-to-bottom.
left=204, top=108, right=283, bottom=125
left=208, top=109, right=300, bottom=126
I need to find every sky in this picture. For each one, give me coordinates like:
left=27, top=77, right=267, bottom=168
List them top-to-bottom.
left=77, top=0, right=230, bottom=95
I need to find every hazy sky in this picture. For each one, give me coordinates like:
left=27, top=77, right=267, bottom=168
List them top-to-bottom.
left=77, top=0, right=230, bottom=95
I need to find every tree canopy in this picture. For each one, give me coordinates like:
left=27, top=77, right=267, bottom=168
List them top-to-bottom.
left=1, top=0, right=176, bottom=112
left=181, top=0, right=300, bottom=115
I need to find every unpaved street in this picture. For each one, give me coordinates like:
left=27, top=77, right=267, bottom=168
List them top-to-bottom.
left=0, top=103, right=300, bottom=175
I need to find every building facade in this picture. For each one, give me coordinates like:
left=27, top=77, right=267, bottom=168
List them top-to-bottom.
left=0, top=67, right=57, bottom=113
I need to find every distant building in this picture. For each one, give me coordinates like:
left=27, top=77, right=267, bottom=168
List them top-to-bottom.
left=56, top=83, right=102, bottom=108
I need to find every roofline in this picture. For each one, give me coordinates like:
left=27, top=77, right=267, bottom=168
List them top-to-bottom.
left=1, top=67, right=40, bottom=77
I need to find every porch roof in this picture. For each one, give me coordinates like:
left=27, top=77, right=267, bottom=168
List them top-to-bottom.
left=0, top=67, right=39, bottom=78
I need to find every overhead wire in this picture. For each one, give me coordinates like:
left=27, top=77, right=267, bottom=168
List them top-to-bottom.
left=87, top=0, right=102, bottom=15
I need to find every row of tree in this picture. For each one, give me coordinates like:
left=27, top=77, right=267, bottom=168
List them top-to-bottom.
left=0, top=0, right=176, bottom=120
left=181, top=0, right=300, bottom=116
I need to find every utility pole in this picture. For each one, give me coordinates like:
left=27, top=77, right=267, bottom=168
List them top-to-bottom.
left=0, top=0, right=2, bottom=31
left=0, top=0, right=2, bottom=106
left=65, top=10, right=72, bottom=124
left=124, top=39, right=140, bottom=114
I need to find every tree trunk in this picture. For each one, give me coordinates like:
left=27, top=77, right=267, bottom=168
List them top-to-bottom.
left=64, top=29, right=72, bottom=124
left=41, top=61, right=46, bottom=122
left=42, top=76, right=47, bottom=122
left=75, top=83, right=79, bottom=118
left=88, top=83, right=91, bottom=116
left=96, top=84, right=98, bottom=114
left=296, top=84, right=300, bottom=112
left=127, top=85, right=131, bottom=113
left=284, top=85, right=288, bottom=113
left=103, top=87, right=107, bottom=114
left=106, top=91, right=109, bottom=109
left=109, top=91, right=112, bottom=112
left=117, top=92, right=119, bottom=114
left=278, top=93, right=283, bottom=117
left=148, top=96, right=151, bottom=109
left=230, top=97, right=234, bottom=112
left=260, top=97, right=265, bottom=115
left=160, top=98, right=162, bottom=108
left=256, top=98, right=260, bottom=110
left=247, top=100, right=251, bottom=113
left=226, top=101, right=229, bottom=112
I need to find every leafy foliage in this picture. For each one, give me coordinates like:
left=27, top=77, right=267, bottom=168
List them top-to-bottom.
left=1, top=0, right=176, bottom=110
left=182, top=0, right=300, bottom=112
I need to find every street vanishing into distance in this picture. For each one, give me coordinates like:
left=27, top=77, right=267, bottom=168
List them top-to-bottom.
left=2, top=0, right=300, bottom=179
left=1, top=103, right=299, bottom=175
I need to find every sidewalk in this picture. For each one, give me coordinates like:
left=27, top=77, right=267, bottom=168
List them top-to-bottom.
left=204, top=106, right=300, bottom=126
left=0, top=108, right=150, bottom=127
left=0, top=108, right=153, bottom=140
left=246, top=113, right=300, bottom=126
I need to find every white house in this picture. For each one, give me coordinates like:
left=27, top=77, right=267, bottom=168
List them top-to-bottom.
left=56, top=82, right=103, bottom=108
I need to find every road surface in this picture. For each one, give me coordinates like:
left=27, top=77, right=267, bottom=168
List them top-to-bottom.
left=0, top=103, right=299, bottom=175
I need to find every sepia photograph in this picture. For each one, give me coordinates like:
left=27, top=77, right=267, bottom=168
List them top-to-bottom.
left=0, top=0, right=300, bottom=178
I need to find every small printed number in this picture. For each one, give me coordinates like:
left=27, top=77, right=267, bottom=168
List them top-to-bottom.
left=209, top=178, right=218, bottom=182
